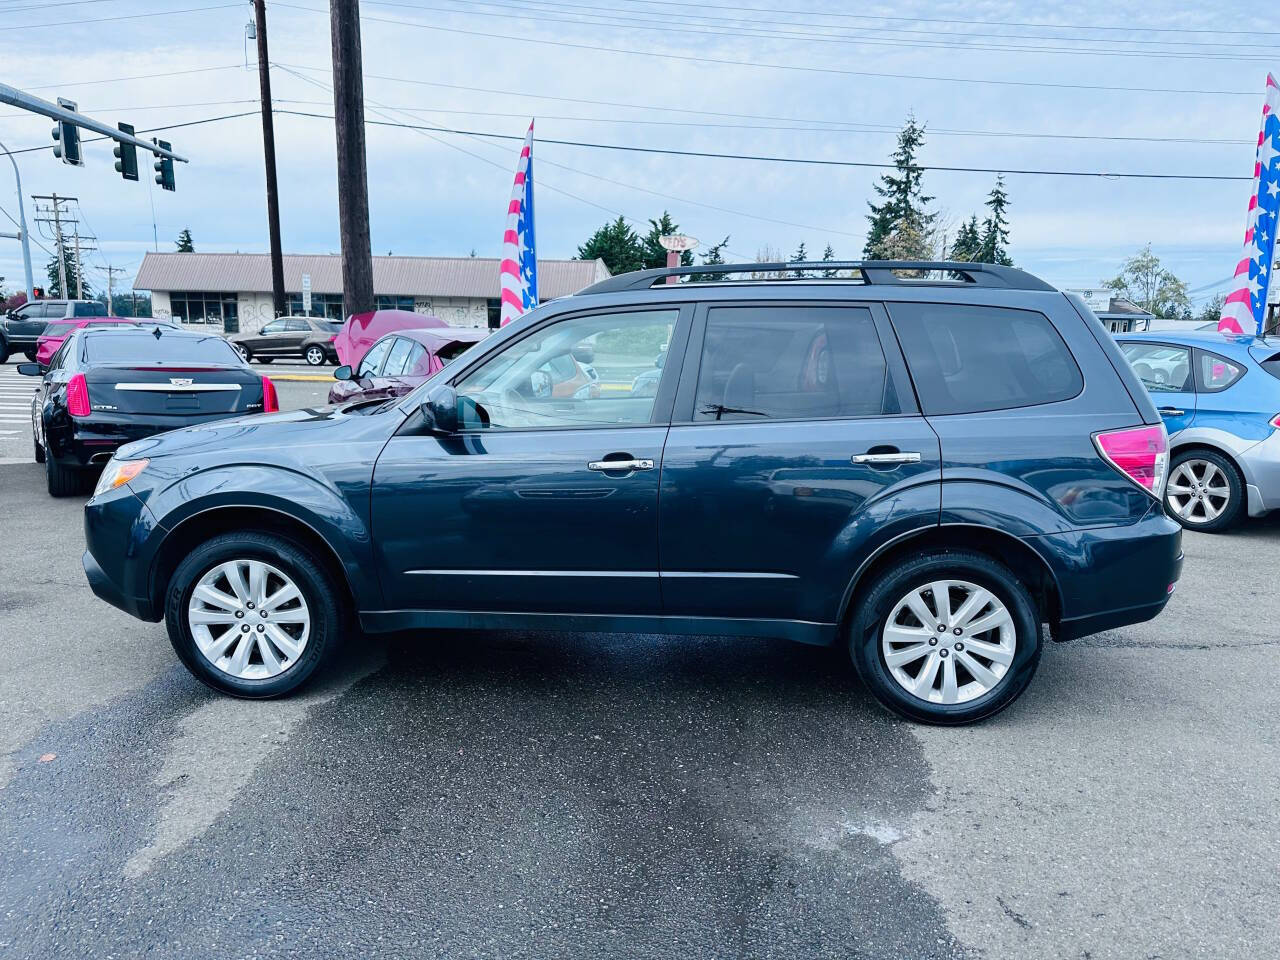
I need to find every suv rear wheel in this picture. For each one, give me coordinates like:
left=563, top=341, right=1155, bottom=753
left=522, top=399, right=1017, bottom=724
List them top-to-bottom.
left=305, top=345, right=326, bottom=366
left=1164, top=449, right=1243, bottom=532
left=164, top=532, right=339, bottom=697
left=849, top=550, right=1042, bottom=725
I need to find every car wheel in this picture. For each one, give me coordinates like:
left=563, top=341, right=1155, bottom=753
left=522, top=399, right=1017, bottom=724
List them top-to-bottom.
left=0, top=340, right=9, bottom=364
left=234, top=343, right=252, bottom=363
left=304, top=345, right=326, bottom=366
left=23, top=350, right=37, bottom=362
left=257, top=357, right=273, bottom=364
left=33, top=431, right=45, bottom=464
left=1164, top=449, right=1244, bottom=533
left=45, top=454, right=85, bottom=497
left=164, top=532, right=339, bottom=698
left=849, top=550, right=1042, bottom=725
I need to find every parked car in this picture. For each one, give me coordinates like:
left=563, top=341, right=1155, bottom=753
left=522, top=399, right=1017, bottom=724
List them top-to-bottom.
left=82, top=260, right=1182, bottom=724
left=0, top=298, right=107, bottom=363
left=333, top=309, right=448, bottom=368
left=36, top=316, right=179, bottom=367
left=228, top=316, right=342, bottom=365
left=20, top=326, right=276, bottom=496
left=328, top=327, right=487, bottom=404
left=1116, top=331, right=1280, bottom=531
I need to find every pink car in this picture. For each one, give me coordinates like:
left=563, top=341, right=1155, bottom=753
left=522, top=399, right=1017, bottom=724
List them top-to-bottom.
left=334, top=309, right=448, bottom=368
left=36, top=316, right=177, bottom=366
left=328, top=327, right=487, bottom=404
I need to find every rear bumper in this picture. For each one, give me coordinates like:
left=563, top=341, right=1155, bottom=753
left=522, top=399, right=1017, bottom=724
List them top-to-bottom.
left=49, top=411, right=240, bottom=468
left=1241, top=430, right=1280, bottom=517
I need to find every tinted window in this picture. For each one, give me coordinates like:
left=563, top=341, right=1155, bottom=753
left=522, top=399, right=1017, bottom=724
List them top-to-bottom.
left=73, top=302, right=106, bottom=317
left=41, top=303, right=64, bottom=319
left=891, top=303, right=1082, bottom=415
left=693, top=306, right=897, bottom=421
left=454, top=308, right=678, bottom=429
left=284, top=318, right=309, bottom=332
left=260, top=320, right=286, bottom=335
left=42, top=322, right=77, bottom=337
left=84, top=334, right=241, bottom=364
left=358, top=337, right=394, bottom=378
left=383, top=337, right=415, bottom=376
left=1119, top=342, right=1192, bottom=393
left=1197, top=351, right=1245, bottom=393
left=1260, top=354, right=1280, bottom=381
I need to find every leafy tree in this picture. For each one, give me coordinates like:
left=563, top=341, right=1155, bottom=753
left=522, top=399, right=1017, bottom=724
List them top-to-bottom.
left=864, top=115, right=936, bottom=259
left=978, top=175, right=1013, bottom=265
left=640, top=211, right=694, bottom=270
left=948, top=215, right=982, bottom=263
left=577, top=216, right=645, bottom=274
left=874, top=217, right=931, bottom=264
left=175, top=228, right=195, bottom=253
left=692, top=235, right=731, bottom=282
left=46, top=240, right=90, bottom=299
left=791, top=241, right=808, bottom=277
left=820, top=243, right=836, bottom=277
left=1103, top=245, right=1190, bottom=319
left=3, top=290, right=27, bottom=312
left=95, top=291, right=153, bottom=317
left=1196, top=293, right=1226, bottom=325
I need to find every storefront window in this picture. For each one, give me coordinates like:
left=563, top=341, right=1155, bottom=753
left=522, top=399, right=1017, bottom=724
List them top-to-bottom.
left=169, top=292, right=238, bottom=330
left=286, top=293, right=345, bottom=320
left=375, top=295, right=415, bottom=312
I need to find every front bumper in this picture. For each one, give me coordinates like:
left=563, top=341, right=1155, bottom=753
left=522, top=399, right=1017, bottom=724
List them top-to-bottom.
left=82, top=483, right=164, bottom=622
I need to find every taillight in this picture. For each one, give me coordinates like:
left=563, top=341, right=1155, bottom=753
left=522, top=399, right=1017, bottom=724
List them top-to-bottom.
left=67, top=373, right=91, bottom=418
left=261, top=376, right=278, bottom=413
left=1271, top=413, right=1280, bottom=429
left=1094, top=423, right=1168, bottom=499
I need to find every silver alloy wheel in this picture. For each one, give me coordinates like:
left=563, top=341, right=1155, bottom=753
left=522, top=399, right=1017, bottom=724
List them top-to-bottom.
left=235, top=343, right=250, bottom=361
left=305, top=345, right=325, bottom=365
left=1166, top=458, right=1230, bottom=524
left=187, top=559, right=311, bottom=680
left=881, top=579, right=1017, bottom=705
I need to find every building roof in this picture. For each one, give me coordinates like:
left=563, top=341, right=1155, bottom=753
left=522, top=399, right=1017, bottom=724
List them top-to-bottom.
left=134, top=252, right=609, bottom=299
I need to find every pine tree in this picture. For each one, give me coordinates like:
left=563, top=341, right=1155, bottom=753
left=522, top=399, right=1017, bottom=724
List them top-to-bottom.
left=864, top=115, right=936, bottom=259
left=978, top=175, right=1013, bottom=265
left=640, top=211, right=694, bottom=270
left=949, top=215, right=983, bottom=263
left=577, top=216, right=645, bottom=274
left=175, top=228, right=195, bottom=253
left=692, top=235, right=731, bottom=281
left=46, top=240, right=90, bottom=299
left=791, top=241, right=808, bottom=277
left=820, top=243, right=836, bottom=277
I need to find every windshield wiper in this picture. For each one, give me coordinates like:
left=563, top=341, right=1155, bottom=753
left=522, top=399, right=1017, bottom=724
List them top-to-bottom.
left=700, top=403, right=766, bottom=420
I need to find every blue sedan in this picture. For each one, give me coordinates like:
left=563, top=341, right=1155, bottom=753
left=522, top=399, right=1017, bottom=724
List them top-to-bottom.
left=1117, top=330, right=1280, bottom=531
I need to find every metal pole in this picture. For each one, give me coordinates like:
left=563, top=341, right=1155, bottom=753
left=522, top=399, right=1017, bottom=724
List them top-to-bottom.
left=253, top=0, right=286, bottom=318
left=330, top=0, right=374, bottom=316
left=0, top=137, right=35, bottom=299
left=72, top=224, right=84, bottom=300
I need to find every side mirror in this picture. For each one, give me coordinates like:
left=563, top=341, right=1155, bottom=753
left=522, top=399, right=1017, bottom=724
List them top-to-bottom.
left=16, top=362, right=42, bottom=377
left=334, top=364, right=354, bottom=381
left=419, top=384, right=458, bottom=434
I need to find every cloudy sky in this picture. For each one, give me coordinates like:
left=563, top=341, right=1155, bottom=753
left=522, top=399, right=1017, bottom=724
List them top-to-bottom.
left=0, top=0, right=1274, bottom=309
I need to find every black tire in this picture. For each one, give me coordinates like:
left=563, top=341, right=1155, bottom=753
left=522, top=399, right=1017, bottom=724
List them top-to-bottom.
left=0, top=339, right=9, bottom=365
left=304, top=345, right=326, bottom=366
left=23, top=350, right=36, bottom=362
left=257, top=357, right=273, bottom=364
left=33, top=432, right=45, bottom=464
left=1164, top=448, right=1244, bottom=533
left=45, top=454, right=85, bottom=497
left=164, top=532, right=340, bottom=698
left=849, top=550, right=1042, bottom=725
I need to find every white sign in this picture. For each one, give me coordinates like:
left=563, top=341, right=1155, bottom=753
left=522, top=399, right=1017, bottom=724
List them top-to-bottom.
left=658, top=234, right=698, bottom=253
left=301, top=273, right=312, bottom=314
left=1066, top=287, right=1113, bottom=312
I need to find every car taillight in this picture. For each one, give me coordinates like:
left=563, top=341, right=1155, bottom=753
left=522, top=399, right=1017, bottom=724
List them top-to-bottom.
left=329, top=334, right=337, bottom=342
left=67, top=373, right=91, bottom=417
left=261, top=376, right=278, bottom=413
left=1272, top=413, right=1280, bottom=429
left=1094, top=423, right=1168, bottom=499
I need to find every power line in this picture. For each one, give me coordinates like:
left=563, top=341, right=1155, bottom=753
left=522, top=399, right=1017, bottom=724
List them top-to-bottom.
left=0, top=2, right=242, bottom=31
left=269, top=3, right=1259, bottom=97
left=21, top=64, right=245, bottom=91
left=0, top=111, right=260, bottom=157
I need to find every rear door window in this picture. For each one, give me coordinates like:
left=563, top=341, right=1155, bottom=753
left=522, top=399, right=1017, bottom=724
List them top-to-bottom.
left=73, top=302, right=105, bottom=317
left=889, top=303, right=1082, bottom=415
left=691, top=305, right=898, bottom=421
left=42, top=321, right=78, bottom=338
left=383, top=337, right=415, bottom=376
left=403, top=342, right=430, bottom=377
left=1118, top=342, right=1193, bottom=393
left=1195, top=350, right=1245, bottom=392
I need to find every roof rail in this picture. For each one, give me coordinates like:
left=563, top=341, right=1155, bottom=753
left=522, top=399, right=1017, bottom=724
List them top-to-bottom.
left=577, top=260, right=1056, bottom=295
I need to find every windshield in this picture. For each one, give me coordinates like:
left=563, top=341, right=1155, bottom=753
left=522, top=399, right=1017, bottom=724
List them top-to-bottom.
left=42, top=322, right=77, bottom=337
left=84, top=334, right=243, bottom=364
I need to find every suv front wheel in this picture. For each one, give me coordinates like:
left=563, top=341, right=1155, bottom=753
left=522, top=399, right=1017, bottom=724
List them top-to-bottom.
left=850, top=550, right=1042, bottom=725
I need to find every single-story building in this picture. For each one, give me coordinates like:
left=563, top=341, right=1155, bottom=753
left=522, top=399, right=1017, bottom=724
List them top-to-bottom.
left=132, top=252, right=610, bottom=333
left=1063, top=288, right=1157, bottom=333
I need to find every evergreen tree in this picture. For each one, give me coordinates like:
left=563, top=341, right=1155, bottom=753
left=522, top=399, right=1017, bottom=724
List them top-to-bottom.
left=864, top=115, right=936, bottom=259
left=978, top=175, right=1013, bottom=265
left=640, top=211, right=694, bottom=270
left=949, top=215, right=983, bottom=263
left=577, top=216, right=645, bottom=274
left=175, top=228, right=195, bottom=253
left=692, top=235, right=731, bottom=282
left=46, top=240, right=90, bottom=299
left=791, top=241, right=808, bottom=277
left=820, top=243, right=836, bottom=277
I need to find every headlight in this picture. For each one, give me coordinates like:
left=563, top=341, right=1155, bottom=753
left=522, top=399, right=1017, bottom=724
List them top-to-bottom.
left=93, top=458, right=149, bottom=497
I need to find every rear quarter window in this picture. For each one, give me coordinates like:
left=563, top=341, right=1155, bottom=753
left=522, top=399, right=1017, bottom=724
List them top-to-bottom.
left=888, top=303, right=1083, bottom=415
left=42, top=322, right=77, bottom=337
left=1258, top=354, right=1280, bottom=381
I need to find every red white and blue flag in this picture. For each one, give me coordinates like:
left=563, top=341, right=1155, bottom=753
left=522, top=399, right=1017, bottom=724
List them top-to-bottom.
left=1220, top=74, right=1279, bottom=335
left=500, top=121, right=538, bottom=327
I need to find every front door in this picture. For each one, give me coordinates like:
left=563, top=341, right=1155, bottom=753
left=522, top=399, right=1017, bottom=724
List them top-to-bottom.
left=658, top=302, right=940, bottom=626
left=370, top=305, right=688, bottom=614
left=1117, top=341, right=1196, bottom=435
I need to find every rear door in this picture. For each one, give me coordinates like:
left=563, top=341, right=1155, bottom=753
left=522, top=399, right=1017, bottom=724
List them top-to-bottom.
left=658, top=301, right=940, bottom=626
left=281, top=318, right=311, bottom=357
left=253, top=319, right=289, bottom=356
left=1117, top=340, right=1196, bottom=435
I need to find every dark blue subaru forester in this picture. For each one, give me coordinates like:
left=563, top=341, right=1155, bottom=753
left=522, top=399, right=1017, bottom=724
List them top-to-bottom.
left=83, top=261, right=1183, bottom=724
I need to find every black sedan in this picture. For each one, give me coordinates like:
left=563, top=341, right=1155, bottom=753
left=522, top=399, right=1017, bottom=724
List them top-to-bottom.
left=19, top=326, right=276, bottom=496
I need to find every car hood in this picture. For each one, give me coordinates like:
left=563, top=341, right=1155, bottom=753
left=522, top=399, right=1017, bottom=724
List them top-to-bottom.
left=114, top=402, right=403, bottom=464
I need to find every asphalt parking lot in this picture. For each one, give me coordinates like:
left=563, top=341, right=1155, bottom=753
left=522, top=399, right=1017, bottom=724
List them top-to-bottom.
left=1, top=358, right=1277, bottom=959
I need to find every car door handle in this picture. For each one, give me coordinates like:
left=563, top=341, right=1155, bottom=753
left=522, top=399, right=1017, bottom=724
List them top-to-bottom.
left=1157, top=406, right=1185, bottom=417
left=852, top=452, right=922, bottom=465
left=587, top=458, right=654, bottom=472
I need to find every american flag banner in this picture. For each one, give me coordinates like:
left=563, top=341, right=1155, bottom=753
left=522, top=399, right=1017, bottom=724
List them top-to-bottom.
left=1220, top=74, right=1280, bottom=335
left=499, top=121, right=538, bottom=327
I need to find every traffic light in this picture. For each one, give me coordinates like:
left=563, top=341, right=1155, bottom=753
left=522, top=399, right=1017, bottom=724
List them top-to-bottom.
left=51, top=97, right=83, bottom=166
left=113, top=122, right=138, bottom=181
left=152, top=139, right=175, bottom=192
left=32, top=287, right=45, bottom=299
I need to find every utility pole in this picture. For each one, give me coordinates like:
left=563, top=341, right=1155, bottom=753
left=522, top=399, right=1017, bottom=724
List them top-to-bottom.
left=252, top=0, right=286, bottom=318
left=330, top=0, right=374, bottom=317
left=33, top=193, right=70, bottom=297
left=72, top=224, right=84, bottom=299
left=104, top=264, right=125, bottom=313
